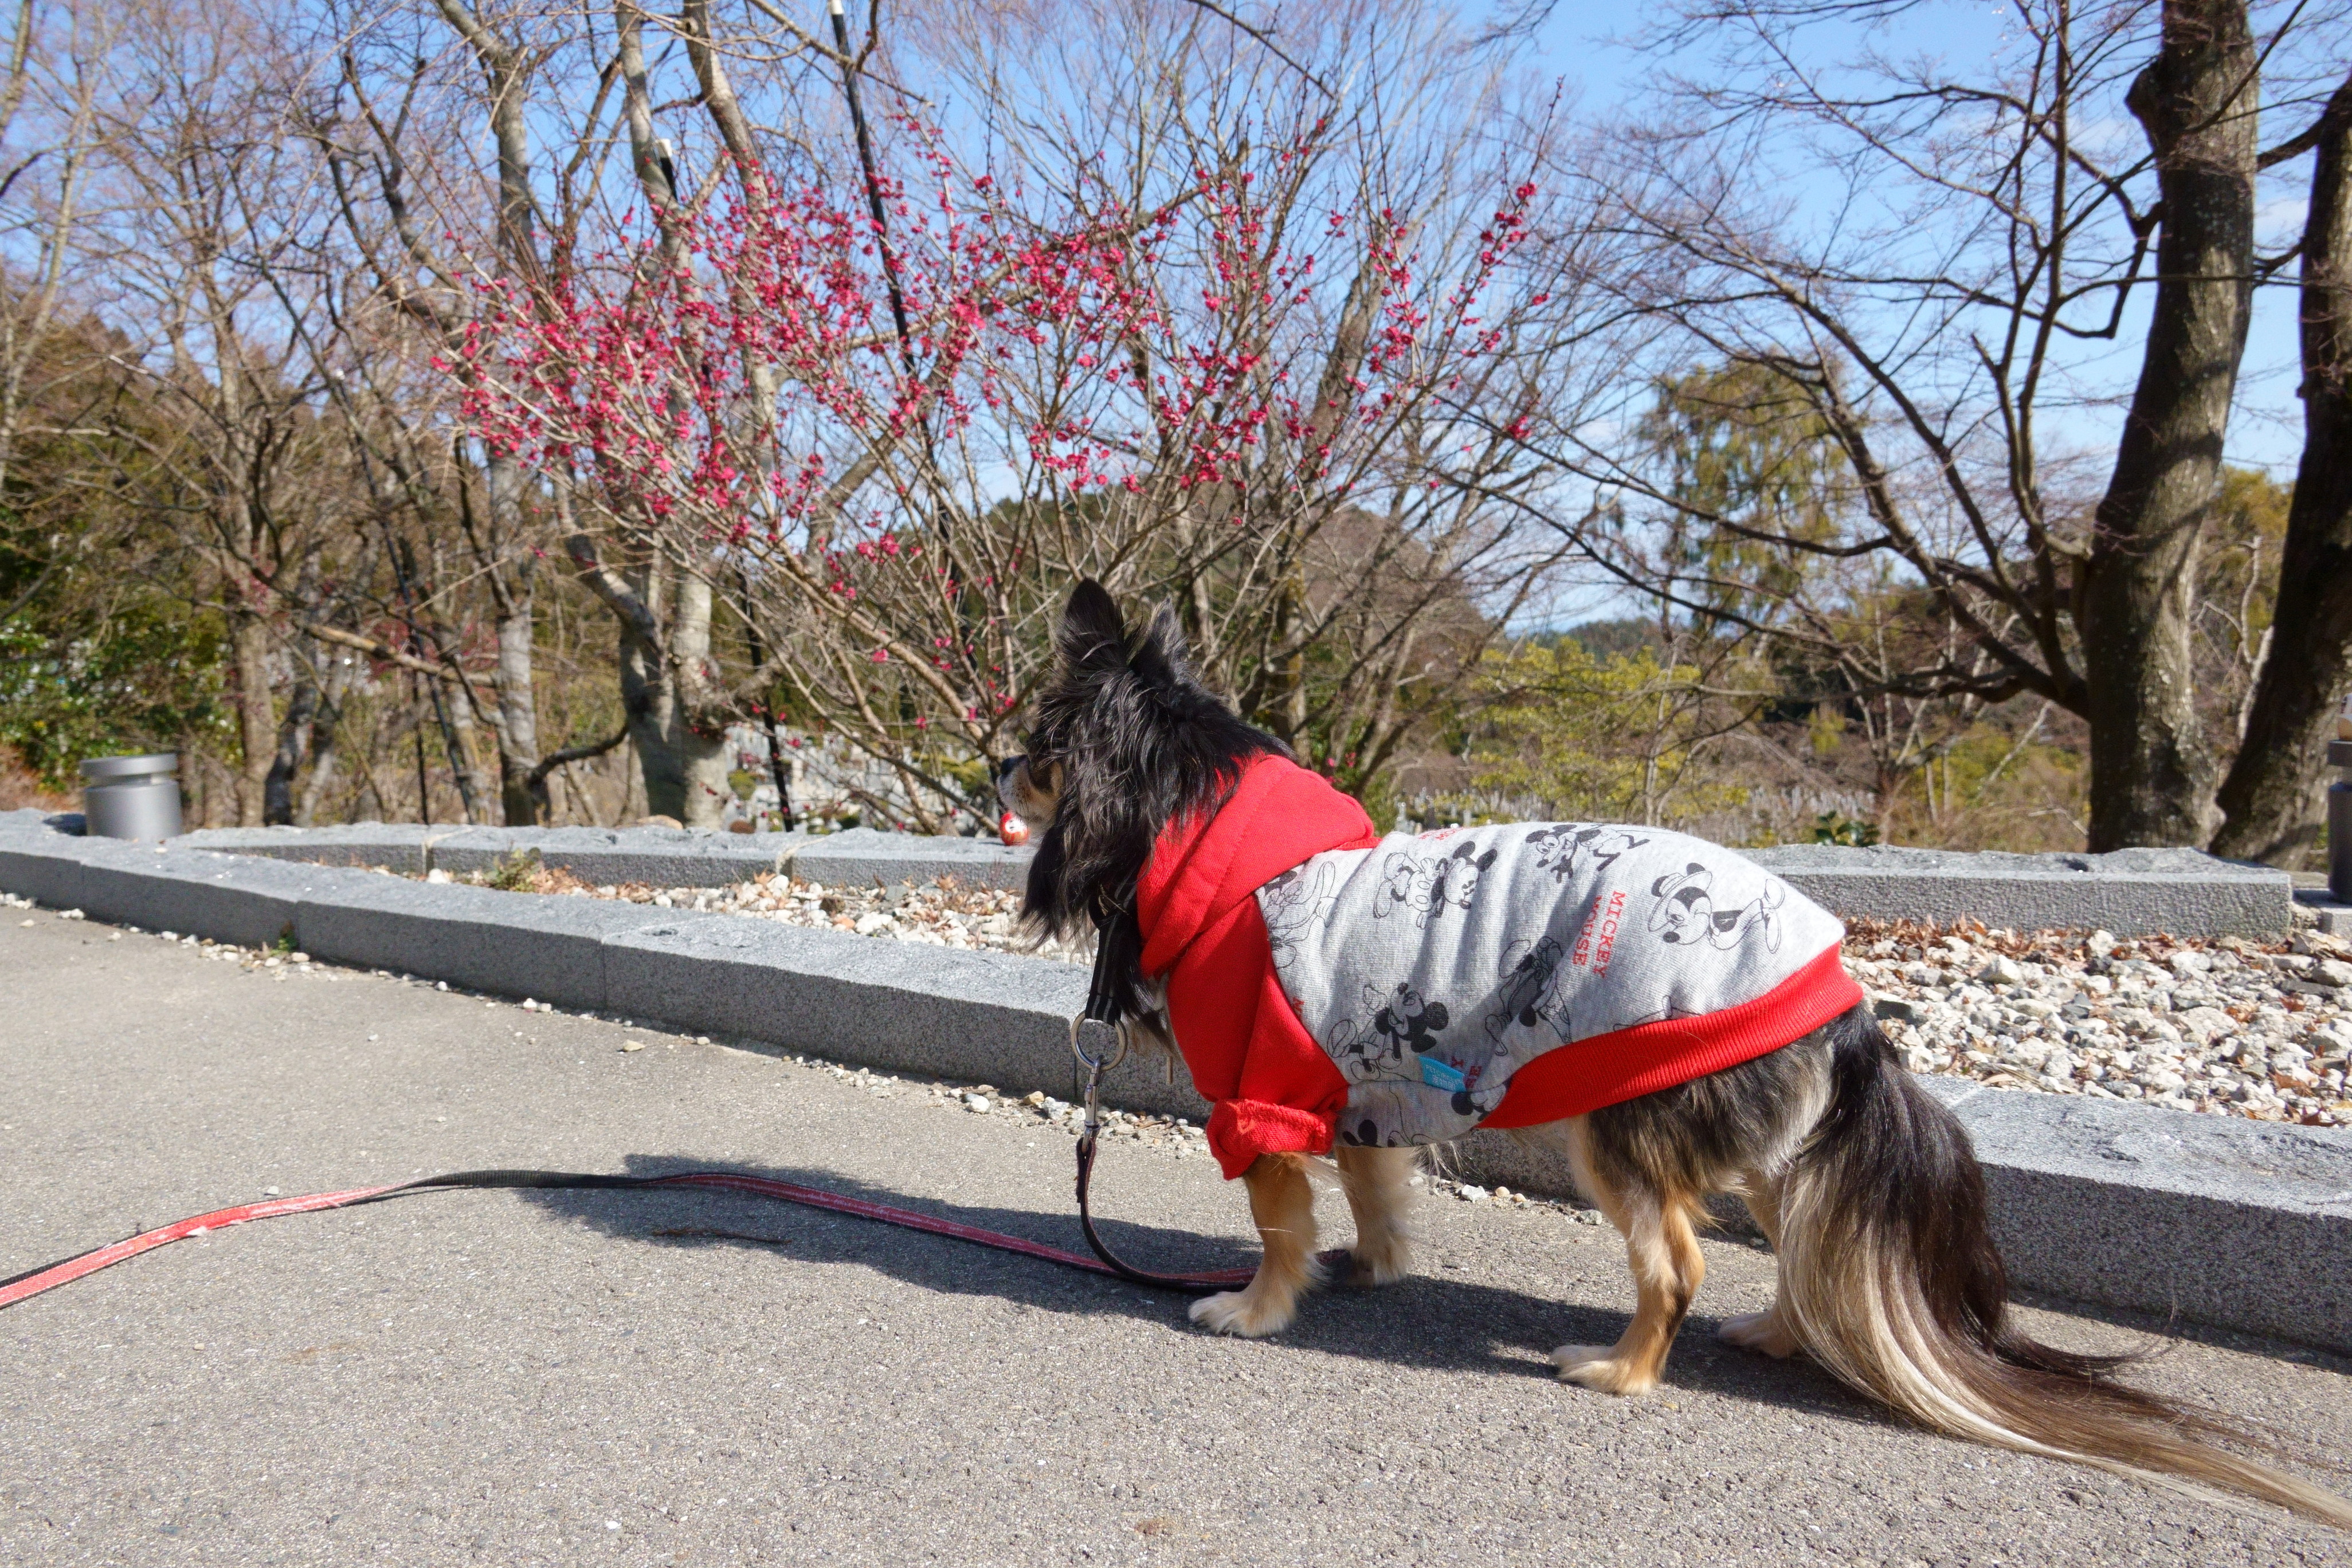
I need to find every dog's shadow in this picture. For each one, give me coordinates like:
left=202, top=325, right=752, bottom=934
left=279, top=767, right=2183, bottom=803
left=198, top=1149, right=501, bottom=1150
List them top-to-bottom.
left=511, top=1153, right=1876, bottom=1424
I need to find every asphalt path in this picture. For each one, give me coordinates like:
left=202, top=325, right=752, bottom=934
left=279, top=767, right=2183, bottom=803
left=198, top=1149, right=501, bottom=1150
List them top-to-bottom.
left=3, top=910, right=2349, bottom=1567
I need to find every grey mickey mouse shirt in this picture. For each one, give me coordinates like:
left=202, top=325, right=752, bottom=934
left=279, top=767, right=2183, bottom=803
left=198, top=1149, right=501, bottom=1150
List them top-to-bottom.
left=1253, top=821, right=1854, bottom=1148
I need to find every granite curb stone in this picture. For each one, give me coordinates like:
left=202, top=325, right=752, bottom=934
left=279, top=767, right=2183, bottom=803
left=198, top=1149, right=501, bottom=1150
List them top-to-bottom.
left=2, top=813, right=2343, bottom=1350
left=167, top=822, right=438, bottom=872
left=170, top=822, right=1026, bottom=891
left=162, top=823, right=2288, bottom=934
left=418, top=825, right=804, bottom=885
left=0, top=826, right=109, bottom=909
left=785, top=828, right=1033, bottom=893
left=38, top=840, right=319, bottom=949
left=1749, top=842, right=2291, bottom=939
left=294, top=872, right=716, bottom=1012
left=2296, top=887, right=2352, bottom=937
left=602, top=917, right=1090, bottom=1091
left=1912, top=1076, right=2352, bottom=1350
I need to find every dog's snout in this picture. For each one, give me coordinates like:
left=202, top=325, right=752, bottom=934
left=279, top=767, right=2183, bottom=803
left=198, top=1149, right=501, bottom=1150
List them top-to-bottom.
left=994, top=755, right=1030, bottom=817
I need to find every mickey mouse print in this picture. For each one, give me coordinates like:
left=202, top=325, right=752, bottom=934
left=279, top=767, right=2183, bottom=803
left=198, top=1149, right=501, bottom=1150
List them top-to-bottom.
left=1257, top=821, right=1847, bottom=1148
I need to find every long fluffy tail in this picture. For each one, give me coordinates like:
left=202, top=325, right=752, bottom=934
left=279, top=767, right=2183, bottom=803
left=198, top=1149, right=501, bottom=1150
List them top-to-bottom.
left=1773, top=1011, right=2351, bottom=1527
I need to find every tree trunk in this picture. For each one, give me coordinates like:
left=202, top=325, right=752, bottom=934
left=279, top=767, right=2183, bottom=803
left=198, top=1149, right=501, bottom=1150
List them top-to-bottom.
left=2078, top=0, right=2257, bottom=850
left=2209, top=77, right=2352, bottom=864
left=486, top=463, right=544, bottom=826
left=611, top=551, right=726, bottom=825
left=665, top=565, right=732, bottom=826
left=493, top=578, right=544, bottom=825
left=230, top=612, right=276, bottom=827
left=262, top=649, right=319, bottom=826
left=296, top=653, right=355, bottom=826
left=625, top=668, right=727, bottom=824
left=446, top=669, right=492, bottom=826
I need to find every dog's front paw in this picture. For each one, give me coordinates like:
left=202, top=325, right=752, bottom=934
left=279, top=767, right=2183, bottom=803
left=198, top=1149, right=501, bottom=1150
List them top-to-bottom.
left=1345, top=1236, right=1412, bottom=1288
left=1189, top=1288, right=1296, bottom=1338
left=1716, top=1308, right=1800, bottom=1358
left=1551, top=1344, right=1659, bottom=1395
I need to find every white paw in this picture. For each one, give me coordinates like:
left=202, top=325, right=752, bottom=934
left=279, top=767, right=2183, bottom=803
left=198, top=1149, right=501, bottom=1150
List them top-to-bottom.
left=1346, top=1239, right=1412, bottom=1287
left=1189, top=1288, right=1295, bottom=1338
left=1716, top=1309, right=1800, bottom=1358
left=1551, top=1344, right=1655, bottom=1395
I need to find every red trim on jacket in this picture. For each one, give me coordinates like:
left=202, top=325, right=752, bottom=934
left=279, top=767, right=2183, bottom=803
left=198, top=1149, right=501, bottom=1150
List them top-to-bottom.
left=1134, top=755, right=1380, bottom=1178
left=1134, top=756, right=1865, bottom=1178
left=1481, top=945, right=1863, bottom=1127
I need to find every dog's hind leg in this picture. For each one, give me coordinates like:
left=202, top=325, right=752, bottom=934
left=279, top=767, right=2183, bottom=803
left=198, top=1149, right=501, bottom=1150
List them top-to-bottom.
left=1550, top=1118, right=1706, bottom=1395
left=1335, top=1144, right=1417, bottom=1286
left=1190, top=1153, right=1322, bottom=1338
left=1716, top=1170, right=1801, bottom=1358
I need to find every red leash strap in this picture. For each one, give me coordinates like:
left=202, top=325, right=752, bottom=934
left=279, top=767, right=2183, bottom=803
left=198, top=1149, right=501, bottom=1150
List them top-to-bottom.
left=0, top=1167, right=1257, bottom=1314
left=1, top=1185, right=405, bottom=1310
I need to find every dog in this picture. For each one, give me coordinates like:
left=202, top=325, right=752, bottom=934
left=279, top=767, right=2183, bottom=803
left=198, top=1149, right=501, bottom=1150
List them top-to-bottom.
left=997, top=581, right=2348, bottom=1527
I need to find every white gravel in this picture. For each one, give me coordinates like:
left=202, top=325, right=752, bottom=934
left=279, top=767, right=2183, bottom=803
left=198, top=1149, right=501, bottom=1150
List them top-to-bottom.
left=461, top=866, right=1096, bottom=965
left=442, top=871, right=2352, bottom=1130
left=1847, top=920, right=2351, bottom=1128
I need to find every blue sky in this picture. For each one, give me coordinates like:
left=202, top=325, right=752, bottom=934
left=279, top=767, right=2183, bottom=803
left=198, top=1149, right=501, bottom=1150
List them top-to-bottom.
left=1521, top=0, right=2317, bottom=479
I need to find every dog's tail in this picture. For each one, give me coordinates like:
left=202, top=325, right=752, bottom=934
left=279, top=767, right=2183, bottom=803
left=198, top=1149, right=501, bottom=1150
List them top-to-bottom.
left=1772, top=1009, right=2351, bottom=1526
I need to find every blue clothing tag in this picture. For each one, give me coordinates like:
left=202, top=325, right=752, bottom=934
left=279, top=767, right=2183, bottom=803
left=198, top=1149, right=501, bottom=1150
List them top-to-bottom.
left=1417, top=1056, right=1467, bottom=1093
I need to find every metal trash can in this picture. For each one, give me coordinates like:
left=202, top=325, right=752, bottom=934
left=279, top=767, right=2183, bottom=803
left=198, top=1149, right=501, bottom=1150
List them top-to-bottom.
left=81, top=752, right=182, bottom=840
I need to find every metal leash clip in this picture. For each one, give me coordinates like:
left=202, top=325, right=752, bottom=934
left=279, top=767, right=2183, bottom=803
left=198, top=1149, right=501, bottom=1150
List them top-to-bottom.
left=1070, top=1016, right=1126, bottom=1141
left=1070, top=1016, right=1126, bottom=1075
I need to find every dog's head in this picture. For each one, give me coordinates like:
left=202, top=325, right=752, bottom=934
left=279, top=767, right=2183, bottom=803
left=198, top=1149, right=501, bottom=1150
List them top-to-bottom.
left=1002, top=581, right=1285, bottom=940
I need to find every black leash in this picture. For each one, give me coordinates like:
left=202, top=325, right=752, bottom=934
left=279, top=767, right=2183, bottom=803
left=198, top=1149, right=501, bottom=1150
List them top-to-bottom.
left=1068, top=908, right=1251, bottom=1295
left=2, top=911, right=1269, bottom=1312
left=1, top=1165, right=1258, bottom=1311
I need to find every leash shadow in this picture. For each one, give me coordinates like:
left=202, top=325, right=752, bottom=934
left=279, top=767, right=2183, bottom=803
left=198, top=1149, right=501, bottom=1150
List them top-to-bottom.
left=505, top=1153, right=1877, bottom=1424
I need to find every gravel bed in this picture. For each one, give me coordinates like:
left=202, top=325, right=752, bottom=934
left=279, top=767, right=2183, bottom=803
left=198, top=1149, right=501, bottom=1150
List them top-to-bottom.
left=426, top=864, right=1096, bottom=964
left=424, top=872, right=2352, bottom=1129
left=1848, top=919, right=2351, bottom=1128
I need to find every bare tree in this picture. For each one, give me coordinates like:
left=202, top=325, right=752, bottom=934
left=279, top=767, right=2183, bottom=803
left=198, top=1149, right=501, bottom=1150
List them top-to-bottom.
left=0, top=0, right=123, bottom=618
left=80, top=0, right=363, bottom=824
left=311, top=0, right=566, bottom=822
left=1517, top=0, right=2350, bottom=852
left=2212, top=70, right=2352, bottom=860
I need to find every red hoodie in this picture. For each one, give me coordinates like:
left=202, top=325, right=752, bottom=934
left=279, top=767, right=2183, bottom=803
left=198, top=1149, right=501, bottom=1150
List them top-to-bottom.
left=1137, top=754, right=1862, bottom=1179
left=1134, top=755, right=1381, bottom=1178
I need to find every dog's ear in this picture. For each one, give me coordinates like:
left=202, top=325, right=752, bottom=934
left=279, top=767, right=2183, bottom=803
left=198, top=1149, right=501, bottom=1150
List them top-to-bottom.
left=1057, top=580, right=1129, bottom=672
left=1130, top=605, right=1191, bottom=688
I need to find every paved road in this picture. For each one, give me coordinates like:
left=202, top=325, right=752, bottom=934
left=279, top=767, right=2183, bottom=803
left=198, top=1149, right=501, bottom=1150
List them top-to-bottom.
left=3, top=911, right=2349, bottom=1567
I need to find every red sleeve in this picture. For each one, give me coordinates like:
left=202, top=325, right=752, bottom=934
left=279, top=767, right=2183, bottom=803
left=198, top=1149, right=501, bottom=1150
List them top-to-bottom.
left=1134, top=754, right=1379, bottom=1179
left=1164, top=896, right=1350, bottom=1178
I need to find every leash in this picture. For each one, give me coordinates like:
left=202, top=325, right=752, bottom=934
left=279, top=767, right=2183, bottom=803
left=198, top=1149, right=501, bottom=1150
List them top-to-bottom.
left=1065, top=906, right=1246, bottom=1293
left=1, top=916, right=1263, bottom=1314
left=0, top=1165, right=1256, bottom=1314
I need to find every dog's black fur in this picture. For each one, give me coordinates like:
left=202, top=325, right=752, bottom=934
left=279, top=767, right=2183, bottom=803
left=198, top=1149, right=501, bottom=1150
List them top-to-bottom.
left=1012, top=581, right=1287, bottom=1023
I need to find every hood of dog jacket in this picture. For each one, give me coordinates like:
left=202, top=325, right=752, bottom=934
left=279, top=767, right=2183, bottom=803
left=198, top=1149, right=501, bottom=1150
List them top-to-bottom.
left=1135, top=755, right=1383, bottom=1178
left=1135, top=756, right=1862, bottom=1177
